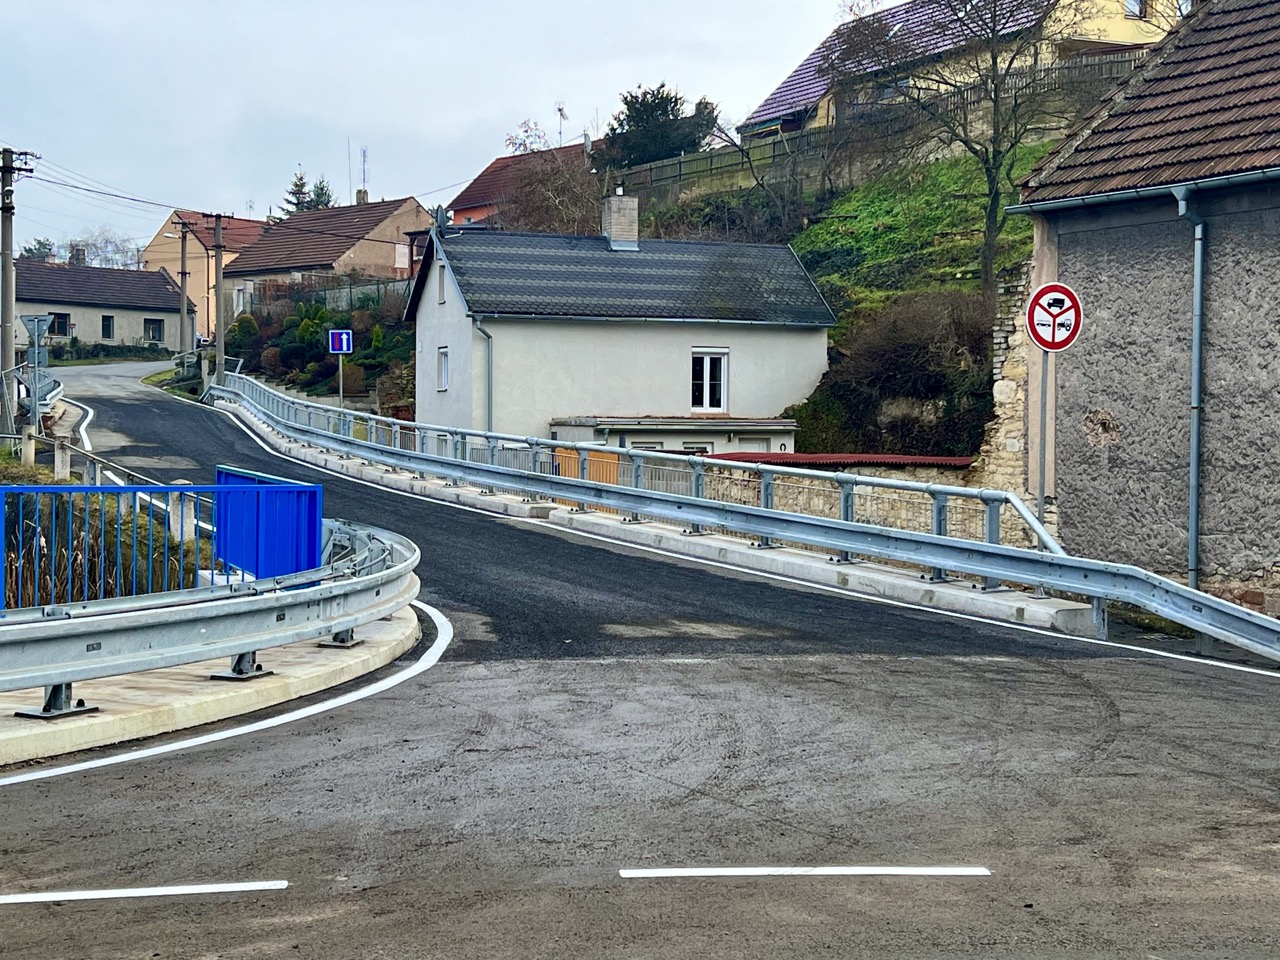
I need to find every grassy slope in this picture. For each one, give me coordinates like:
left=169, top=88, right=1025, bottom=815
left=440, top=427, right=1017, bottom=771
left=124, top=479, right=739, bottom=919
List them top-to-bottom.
left=793, top=143, right=1055, bottom=324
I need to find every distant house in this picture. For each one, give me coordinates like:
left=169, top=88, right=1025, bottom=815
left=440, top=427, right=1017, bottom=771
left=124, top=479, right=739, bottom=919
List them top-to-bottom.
left=739, top=0, right=1178, bottom=141
left=1011, top=0, right=1279, bottom=607
left=448, top=145, right=587, bottom=226
left=406, top=190, right=835, bottom=454
left=226, top=198, right=432, bottom=310
left=141, top=211, right=266, bottom=339
left=15, top=259, right=191, bottom=352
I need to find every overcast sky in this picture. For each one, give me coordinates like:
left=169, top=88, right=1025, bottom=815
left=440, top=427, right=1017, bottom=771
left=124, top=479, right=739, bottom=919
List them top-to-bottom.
left=4, top=0, right=850, bottom=251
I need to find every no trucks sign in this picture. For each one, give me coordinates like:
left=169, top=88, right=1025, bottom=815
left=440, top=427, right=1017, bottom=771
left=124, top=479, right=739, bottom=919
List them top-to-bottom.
left=1025, top=283, right=1083, bottom=353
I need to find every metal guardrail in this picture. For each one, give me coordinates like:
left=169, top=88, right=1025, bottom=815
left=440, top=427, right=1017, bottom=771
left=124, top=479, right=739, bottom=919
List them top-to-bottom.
left=212, top=374, right=1280, bottom=664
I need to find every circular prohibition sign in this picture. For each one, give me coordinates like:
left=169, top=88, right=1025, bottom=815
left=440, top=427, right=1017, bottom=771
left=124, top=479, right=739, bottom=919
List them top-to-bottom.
left=1025, top=282, right=1083, bottom=352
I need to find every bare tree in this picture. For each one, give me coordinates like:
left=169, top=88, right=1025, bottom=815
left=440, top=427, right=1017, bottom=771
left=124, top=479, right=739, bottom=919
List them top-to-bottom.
left=833, top=0, right=1104, bottom=299
left=495, top=148, right=602, bottom=235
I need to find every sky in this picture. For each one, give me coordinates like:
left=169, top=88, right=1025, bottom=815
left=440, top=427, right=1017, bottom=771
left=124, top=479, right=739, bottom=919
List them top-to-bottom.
left=5, top=0, right=849, bottom=252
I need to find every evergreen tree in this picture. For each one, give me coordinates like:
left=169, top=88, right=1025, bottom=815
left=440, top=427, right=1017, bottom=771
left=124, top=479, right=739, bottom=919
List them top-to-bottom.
left=594, top=83, right=717, bottom=169
left=283, top=170, right=310, bottom=216
left=309, top=177, right=336, bottom=210
left=18, top=237, right=56, bottom=260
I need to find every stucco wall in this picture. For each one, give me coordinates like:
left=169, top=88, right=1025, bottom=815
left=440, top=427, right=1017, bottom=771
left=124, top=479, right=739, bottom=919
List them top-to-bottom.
left=1048, top=185, right=1280, bottom=610
left=336, top=201, right=433, bottom=278
left=142, top=234, right=228, bottom=338
left=413, top=261, right=475, bottom=430
left=15, top=300, right=181, bottom=352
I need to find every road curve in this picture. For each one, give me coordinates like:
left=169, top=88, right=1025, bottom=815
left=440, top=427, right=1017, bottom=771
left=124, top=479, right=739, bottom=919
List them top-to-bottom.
left=3, top=362, right=1276, bottom=960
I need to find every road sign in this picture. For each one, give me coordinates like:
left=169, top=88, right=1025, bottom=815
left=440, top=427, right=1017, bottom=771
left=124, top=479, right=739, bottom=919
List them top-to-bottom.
left=1025, top=283, right=1083, bottom=353
left=19, top=314, right=53, bottom=341
left=328, top=329, right=354, bottom=354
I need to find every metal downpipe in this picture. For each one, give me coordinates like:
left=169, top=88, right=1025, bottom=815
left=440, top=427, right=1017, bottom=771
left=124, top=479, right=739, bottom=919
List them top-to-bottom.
left=1174, top=187, right=1206, bottom=591
left=474, top=320, right=494, bottom=433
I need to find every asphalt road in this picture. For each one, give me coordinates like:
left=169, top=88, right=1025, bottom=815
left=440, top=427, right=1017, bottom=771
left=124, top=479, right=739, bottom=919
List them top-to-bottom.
left=4, top=362, right=1278, bottom=959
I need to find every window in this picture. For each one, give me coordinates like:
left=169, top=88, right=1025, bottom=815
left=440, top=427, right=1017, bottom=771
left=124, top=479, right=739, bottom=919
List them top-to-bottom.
left=1124, top=0, right=1147, bottom=17
left=437, top=263, right=447, bottom=304
left=49, top=313, right=71, bottom=338
left=101, top=315, right=115, bottom=340
left=144, top=318, right=165, bottom=343
left=436, top=347, right=449, bottom=391
left=691, top=351, right=726, bottom=411
left=683, top=442, right=714, bottom=455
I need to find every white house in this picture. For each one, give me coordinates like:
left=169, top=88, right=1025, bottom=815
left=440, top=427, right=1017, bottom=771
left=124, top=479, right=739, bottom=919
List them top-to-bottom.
left=406, top=191, right=835, bottom=454
left=15, top=258, right=189, bottom=352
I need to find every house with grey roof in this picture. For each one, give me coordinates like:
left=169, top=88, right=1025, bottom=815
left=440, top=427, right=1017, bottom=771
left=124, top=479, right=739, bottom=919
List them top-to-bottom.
left=1010, top=0, right=1279, bottom=610
left=405, top=190, right=835, bottom=454
left=15, top=258, right=191, bottom=352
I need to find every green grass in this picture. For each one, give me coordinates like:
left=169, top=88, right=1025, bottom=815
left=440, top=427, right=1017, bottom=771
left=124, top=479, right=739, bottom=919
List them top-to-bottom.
left=141, top=369, right=176, bottom=387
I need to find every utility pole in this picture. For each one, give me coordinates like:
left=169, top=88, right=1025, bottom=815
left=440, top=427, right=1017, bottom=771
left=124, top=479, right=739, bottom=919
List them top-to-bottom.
left=2, top=148, right=35, bottom=409
left=214, top=213, right=226, bottom=385
left=177, top=222, right=190, bottom=354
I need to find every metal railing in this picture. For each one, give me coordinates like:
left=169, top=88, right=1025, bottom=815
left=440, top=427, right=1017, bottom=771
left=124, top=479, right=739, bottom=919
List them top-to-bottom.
left=217, top=372, right=1058, bottom=556
left=212, top=373, right=1280, bottom=664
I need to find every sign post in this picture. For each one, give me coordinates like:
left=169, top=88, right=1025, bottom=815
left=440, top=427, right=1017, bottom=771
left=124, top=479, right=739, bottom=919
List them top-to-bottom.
left=1024, top=283, right=1083, bottom=526
left=20, top=314, right=53, bottom=436
left=328, top=328, right=354, bottom=413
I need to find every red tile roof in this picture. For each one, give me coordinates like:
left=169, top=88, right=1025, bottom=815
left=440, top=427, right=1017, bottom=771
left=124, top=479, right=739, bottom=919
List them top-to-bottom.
left=741, top=0, right=1042, bottom=131
left=1023, top=0, right=1280, bottom=202
left=449, top=145, right=588, bottom=214
left=225, top=198, right=421, bottom=277
left=172, top=210, right=266, bottom=253
left=710, top=452, right=973, bottom=469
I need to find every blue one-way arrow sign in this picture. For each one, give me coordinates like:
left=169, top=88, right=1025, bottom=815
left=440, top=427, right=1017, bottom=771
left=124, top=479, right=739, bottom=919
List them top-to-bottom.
left=328, top=329, right=353, bottom=354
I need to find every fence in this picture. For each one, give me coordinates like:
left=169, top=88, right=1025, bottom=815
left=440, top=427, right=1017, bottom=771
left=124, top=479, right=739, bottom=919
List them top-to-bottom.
left=247, top=275, right=410, bottom=313
left=211, top=372, right=1280, bottom=663
left=0, top=472, right=322, bottom=612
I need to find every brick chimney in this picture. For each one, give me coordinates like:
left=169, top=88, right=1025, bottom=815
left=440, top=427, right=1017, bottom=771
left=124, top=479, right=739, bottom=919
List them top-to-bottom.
left=601, top=183, right=639, bottom=252
left=69, top=245, right=87, bottom=267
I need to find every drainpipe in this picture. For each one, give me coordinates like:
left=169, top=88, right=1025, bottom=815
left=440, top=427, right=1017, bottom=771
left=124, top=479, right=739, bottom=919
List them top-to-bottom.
left=1173, top=185, right=1205, bottom=591
left=473, top=318, right=493, bottom=432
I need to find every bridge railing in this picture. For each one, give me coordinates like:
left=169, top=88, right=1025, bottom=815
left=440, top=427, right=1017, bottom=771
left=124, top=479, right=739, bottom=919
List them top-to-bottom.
left=213, top=373, right=1280, bottom=664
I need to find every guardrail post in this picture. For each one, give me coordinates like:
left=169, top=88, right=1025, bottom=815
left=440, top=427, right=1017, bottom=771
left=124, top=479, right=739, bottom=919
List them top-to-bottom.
left=20, top=425, right=35, bottom=467
left=445, top=431, right=462, bottom=486
left=53, top=439, right=71, bottom=481
left=481, top=439, right=499, bottom=496
left=524, top=442, right=546, bottom=502
left=571, top=448, right=592, bottom=513
left=624, top=454, right=648, bottom=524
left=684, top=459, right=707, bottom=535
left=752, top=469, right=777, bottom=549
left=830, top=477, right=857, bottom=564
left=928, top=492, right=949, bottom=582
left=982, top=500, right=1004, bottom=591
left=1091, top=597, right=1109, bottom=641
left=210, top=650, right=273, bottom=681
left=15, top=683, right=99, bottom=720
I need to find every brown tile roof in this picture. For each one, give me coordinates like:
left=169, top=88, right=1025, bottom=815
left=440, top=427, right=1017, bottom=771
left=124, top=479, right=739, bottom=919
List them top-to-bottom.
left=1023, top=0, right=1280, bottom=202
left=449, top=145, right=587, bottom=214
left=225, top=198, right=420, bottom=276
left=172, top=210, right=266, bottom=253
left=16, top=259, right=191, bottom=313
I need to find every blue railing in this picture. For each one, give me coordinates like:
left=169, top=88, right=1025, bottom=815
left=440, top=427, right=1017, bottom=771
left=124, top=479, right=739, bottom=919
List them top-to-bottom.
left=0, top=470, right=323, bottom=611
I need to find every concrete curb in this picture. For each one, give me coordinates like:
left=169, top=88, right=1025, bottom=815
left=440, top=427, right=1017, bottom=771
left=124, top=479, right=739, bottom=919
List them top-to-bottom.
left=219, top=402, right=1092, bottom=636
left=0, top=608, right=420, bottom=767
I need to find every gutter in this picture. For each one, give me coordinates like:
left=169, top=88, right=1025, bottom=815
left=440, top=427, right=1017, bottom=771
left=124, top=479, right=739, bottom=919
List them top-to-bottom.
left=1006, top=166, right=1280, bottom=215
left=1173, top=185, right=1206, bottom=592
left=471, top=312, right=836, bottom=328
left=473, top=318, right=493, bottom=433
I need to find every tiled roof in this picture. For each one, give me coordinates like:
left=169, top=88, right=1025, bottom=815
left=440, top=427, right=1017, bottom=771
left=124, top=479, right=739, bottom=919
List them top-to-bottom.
left=741, top=0, right=1041, bottom=130
left=1024, top=0, right=1280, bottom=202
left=448, top=145, right=588, bottom=213
left=225, top=198, right=418, bottom=276
left=172, top=210, right=266, bottom=253
left=432, top=230, right=836, bottom=326
left=15, top=259, right=189, bottom=313
left=710, top=452, right=974, bottom=469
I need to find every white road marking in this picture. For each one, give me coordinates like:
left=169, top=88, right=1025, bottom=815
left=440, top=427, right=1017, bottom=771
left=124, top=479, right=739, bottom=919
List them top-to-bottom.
left=62, top=398, right=95, bottom=451
left=0, top=601, right=452, bottom=788
left=619, top=866, right=991, bottom=879
left=0, top=880, right=288, bottom=905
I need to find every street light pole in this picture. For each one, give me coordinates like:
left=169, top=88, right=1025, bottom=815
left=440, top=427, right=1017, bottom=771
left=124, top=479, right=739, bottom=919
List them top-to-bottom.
left=214, top=214, right=226, bottom=386
left=178, top=222, right=190, bottom=355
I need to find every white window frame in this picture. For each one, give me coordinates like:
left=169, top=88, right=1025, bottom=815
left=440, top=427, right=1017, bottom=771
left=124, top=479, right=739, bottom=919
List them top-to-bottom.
left=1124, top=0, right=1147, bottom=18
left=437, top=263, right=447, bottom=304
left=436, top=346, right=449, bottom=392
left=691, top=349, right=728, bottom=413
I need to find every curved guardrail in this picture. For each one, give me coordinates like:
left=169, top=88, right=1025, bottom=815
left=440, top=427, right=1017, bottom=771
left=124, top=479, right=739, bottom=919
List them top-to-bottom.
left=213, top=374, right=1280, bottom=664
left=0, top=519, right=420, bottom=701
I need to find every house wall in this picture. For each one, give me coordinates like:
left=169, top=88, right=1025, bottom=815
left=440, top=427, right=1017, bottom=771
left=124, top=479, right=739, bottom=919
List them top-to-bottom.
left=1067, top=0, right=1181, bottom=46
left=1043, top=183, right=1280, bottom=612
left=333, top=200, right=433, bottom=279
left=141, top=232, right=235, bottom=339
left=413, top=260, right=475, bottom=431
left=15, top=300, right=181, bottom=351
left=477, top=320, right=828, bottom=440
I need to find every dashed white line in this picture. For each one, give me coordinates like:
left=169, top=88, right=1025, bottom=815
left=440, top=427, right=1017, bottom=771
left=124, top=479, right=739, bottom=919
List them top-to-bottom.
left=619, top=866, right=991, bottom=879
left=0, top=880, right=288, bottom=905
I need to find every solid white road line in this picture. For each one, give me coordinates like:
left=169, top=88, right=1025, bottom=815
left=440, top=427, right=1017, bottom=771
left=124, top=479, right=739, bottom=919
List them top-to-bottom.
left=62, top=398, right=95, bottom=451
left=195, top=398, right=1280, bottom=683
left=0, top=600, right=453, bottom=788
left=619, top=866, right=991, bottom=879
left=0, top=880, right=288, bottom=905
